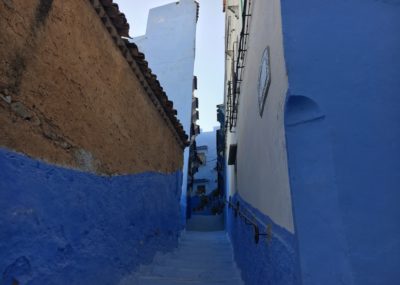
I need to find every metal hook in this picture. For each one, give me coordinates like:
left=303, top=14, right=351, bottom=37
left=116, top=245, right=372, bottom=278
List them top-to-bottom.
left=254, top=224, right=260, bottom=244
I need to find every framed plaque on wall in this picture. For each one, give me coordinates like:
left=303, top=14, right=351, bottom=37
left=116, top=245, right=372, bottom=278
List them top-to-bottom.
left=257, top=46, right=271, bottom=116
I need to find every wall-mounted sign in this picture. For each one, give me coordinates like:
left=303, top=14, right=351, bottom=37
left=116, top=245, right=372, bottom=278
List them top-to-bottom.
left=257, top=46, right=271, bottom=116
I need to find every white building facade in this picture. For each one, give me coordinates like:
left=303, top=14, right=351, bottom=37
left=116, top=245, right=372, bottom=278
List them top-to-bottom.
left=132, top=0, right=199, bottom=221
left=193, top=130, right=218, bottom=196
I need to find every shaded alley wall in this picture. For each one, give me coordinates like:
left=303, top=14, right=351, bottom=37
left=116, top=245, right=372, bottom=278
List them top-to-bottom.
left=282, top=0, right=400, bottom=284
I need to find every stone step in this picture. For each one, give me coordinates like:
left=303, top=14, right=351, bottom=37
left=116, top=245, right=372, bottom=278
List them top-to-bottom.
left=125, top=231, right=244, bottom=285
left=177, top=240, right=232, bottom=246
left=162, top=250, right=234, bottom=258
left=153, top=251, right=234, bottom=262
left=152, top=258, right=237, bottom=269
left=148, top=265, right=242, bottom=279
left=136, top=275, right=244, bottom=285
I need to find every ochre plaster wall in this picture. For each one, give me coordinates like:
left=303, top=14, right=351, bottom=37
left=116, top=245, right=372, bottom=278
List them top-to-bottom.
left=0, top=0, right=183, bottom=174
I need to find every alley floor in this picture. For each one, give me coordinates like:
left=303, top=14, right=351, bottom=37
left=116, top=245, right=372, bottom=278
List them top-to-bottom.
left=120, top=231, right=244, bottom=285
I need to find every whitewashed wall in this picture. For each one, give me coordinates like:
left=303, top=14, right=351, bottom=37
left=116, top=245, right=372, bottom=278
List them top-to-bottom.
left=132, top=0, right=198, bottom=218
left=224, top=0, right=294, bottom=232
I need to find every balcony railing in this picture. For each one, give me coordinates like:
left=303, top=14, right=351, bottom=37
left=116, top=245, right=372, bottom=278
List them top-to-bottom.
left=226, top=0, right=252, bottom=132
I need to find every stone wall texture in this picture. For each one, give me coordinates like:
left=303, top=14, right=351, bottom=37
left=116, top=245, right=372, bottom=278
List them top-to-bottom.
left=0, top=0, right=183, bottom=174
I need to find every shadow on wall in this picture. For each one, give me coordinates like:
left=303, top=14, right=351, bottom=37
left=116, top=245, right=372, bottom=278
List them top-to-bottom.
left=284, top=95, right=354, bottom=285
left=285, top=95, right=324, bottom=127
left=0, top=148, right=183, bottom=285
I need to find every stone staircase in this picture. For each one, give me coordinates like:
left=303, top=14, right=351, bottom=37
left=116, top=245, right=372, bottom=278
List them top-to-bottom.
left=121, top=231, right=244, bottom=285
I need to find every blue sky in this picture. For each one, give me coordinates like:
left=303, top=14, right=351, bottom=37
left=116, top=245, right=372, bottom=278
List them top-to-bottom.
left=116, top=0, right=224, bottom=132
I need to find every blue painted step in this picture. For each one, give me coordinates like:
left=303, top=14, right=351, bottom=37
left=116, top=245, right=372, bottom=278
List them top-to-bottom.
left=120, top=231, right=244, bottom=285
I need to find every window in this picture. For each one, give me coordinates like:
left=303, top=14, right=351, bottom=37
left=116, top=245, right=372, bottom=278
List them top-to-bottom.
left=228, top=144, right=237, bottom=165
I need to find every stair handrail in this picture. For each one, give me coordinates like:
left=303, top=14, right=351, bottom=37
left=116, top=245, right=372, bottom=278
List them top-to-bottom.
left=226, top=197, right=272, bottom=244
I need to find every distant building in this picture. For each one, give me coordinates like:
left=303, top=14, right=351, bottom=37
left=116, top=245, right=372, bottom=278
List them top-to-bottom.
left=132, top=0, right=199, bottom=220
left=222, top=0, right=400, bottom=284
left=187, top=82, right=201, bottom=218
left=216, top=104, right=226, bottom=201
left=189, top=129, right=222, bottom=215
left=193, top=131, right=218, bottom=196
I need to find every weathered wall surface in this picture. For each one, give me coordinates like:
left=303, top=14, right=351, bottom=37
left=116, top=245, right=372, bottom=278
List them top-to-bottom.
left=0, top=0, right=183, bottom=175
left=282, top=0, right=400, bottom=284
left=0, top=1, right=187, bottom=284
left=0, top=148, right=182, bottom=285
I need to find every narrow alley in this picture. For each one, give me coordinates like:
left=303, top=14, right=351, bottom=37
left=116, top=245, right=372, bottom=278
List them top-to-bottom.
left=0, top=0, right=399, bottom=285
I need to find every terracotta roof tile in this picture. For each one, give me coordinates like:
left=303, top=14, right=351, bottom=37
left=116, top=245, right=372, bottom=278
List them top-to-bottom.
left=89, top=0, right=189, bottom=147
left=99, top=1, right=130, bottom=37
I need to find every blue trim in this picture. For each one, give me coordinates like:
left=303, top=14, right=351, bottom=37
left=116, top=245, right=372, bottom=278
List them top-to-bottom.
left=0, top=148, right=183, bottom=285
left=227, top=194, right=299, bottom=285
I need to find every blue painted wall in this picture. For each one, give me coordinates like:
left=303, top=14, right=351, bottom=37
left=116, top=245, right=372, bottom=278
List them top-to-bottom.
left=282, top=0, right=400, bottom=284
left=285, top=95, right=354, bottom=284
left=0, top=148, right=183, bottom=285
left=226, top=194, right=299, bottom=285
